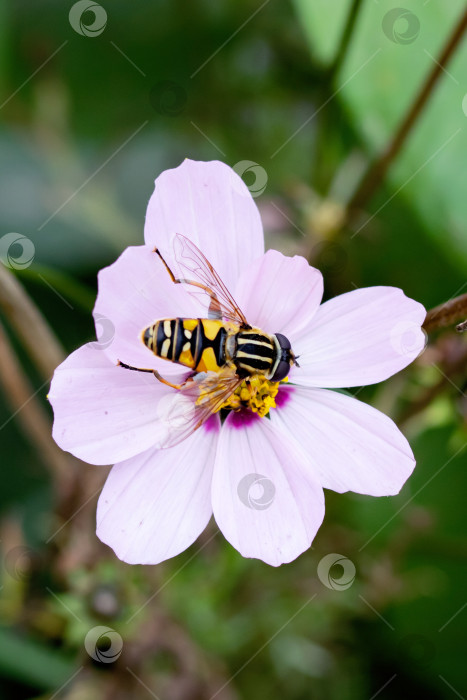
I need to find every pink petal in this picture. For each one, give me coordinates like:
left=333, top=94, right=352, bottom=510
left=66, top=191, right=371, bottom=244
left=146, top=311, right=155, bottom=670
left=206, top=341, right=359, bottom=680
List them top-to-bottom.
left=144, top=159, right=264, bottom=293
left=93, top=245, right=201, bottom=374
left=235, top=250, right=323, bottom=338
left=292, top=286, right=426, bottom=388
left=49, top=344, right=177, bottom=465
left=270, top=386, right=415, bottom=496
left=212, top=414, right=324, bottom=566
left=96, top=418, right=219, bottom=564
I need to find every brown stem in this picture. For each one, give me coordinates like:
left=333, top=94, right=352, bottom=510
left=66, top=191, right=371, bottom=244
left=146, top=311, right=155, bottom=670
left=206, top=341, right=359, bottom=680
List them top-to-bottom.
left=329, top=0, right=364, bottom=79
left=348, top=6, right=467, bottom=214
left=0, top=264, right=65, bottom=380
left=0, top=268, right=88, bottom=530
left=423, top=293, right=467, bottom=333
left=0, top=321, right=73, bottom=496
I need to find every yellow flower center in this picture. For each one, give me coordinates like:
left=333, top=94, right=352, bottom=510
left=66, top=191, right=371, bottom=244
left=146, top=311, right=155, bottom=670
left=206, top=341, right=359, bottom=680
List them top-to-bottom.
left=218, top=375, right=287, bottom=418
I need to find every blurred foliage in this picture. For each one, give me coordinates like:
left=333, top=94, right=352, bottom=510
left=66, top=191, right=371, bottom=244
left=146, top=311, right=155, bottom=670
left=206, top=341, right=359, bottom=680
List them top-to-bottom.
left=295, top=0, right=467, bottom=272
left=0, top=1, right=466, bottom=699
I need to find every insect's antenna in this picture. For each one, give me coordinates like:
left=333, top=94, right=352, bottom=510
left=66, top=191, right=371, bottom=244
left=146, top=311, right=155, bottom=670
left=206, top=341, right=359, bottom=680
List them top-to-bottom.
left=294, top=355, right=301, bottom=368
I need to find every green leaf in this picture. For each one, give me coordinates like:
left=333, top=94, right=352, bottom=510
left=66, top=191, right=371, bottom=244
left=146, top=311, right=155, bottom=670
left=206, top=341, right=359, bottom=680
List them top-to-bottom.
left=293, top=0, right=467, bottom=272
left=0, top=627, right=76, bottom=690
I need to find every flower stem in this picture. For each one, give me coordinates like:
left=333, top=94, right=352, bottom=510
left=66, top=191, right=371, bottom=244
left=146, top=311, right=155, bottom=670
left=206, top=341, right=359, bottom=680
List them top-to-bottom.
left=347, top=6, right=467, bottom=215
left=0, top=264, right=65, bottom=379
left=0, top=266, right=81, bottom=510
left=423, top=293, right=467, bottom=333
left=0, top=321, right=73, bottom=494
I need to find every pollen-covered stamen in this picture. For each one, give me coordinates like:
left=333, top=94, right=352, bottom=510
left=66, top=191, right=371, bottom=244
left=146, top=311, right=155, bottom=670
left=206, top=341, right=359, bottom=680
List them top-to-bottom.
left=219, top=375, right=288, bottom=418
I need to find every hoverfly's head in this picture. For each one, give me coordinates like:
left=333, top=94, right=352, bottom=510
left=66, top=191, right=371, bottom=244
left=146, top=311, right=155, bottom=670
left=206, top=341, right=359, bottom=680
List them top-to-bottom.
left=271, top=333, right=299, bottom=382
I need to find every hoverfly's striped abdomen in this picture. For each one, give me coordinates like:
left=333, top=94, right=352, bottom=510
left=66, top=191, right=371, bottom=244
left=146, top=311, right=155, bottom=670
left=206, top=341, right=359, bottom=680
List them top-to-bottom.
left=142, top=318, right=228, bottom=373
left=235, top=330, right=276, bottom=377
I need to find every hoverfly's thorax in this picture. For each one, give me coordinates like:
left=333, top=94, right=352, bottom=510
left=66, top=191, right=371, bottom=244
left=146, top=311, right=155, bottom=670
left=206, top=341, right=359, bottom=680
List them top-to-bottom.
left=233, top=328, right=277, bottom=378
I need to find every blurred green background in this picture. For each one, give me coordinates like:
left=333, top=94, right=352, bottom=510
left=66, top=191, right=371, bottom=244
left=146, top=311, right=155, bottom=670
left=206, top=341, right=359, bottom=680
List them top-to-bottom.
left=0, top=0, right=466, bottom=698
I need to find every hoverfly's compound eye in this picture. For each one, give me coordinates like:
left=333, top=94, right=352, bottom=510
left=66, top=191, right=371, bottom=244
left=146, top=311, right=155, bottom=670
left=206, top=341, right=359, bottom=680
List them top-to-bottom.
left=271, top=333, right=294, bottom=382
left=275, top=333, right=291, bottom=351
left=271, top=359, right=291, bottom=382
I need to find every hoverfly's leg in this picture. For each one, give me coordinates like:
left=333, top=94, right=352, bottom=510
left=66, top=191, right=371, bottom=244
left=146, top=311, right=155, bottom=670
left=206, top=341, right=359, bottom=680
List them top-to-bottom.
left=154, top=247, right=222, bottom=320
left=118, top=361, right=187, bottom=390
left=118, top=361, right=154, bottom=373
left=152, top=370, right=188, bottom=391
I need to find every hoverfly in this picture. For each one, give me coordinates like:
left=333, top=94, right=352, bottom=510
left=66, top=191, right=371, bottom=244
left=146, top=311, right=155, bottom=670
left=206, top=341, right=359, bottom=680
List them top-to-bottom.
left=119, top=234, right=298, bottom=447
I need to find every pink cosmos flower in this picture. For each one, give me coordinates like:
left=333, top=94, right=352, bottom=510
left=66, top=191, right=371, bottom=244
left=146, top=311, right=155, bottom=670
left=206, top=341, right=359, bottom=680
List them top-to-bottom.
left=49, top=159, right=426, bottom=567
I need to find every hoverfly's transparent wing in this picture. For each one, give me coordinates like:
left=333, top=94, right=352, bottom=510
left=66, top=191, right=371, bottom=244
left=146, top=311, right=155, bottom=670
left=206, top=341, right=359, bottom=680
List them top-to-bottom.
left=171, top=233, right=250, bottom=326
left=156, top=366, right=243, bottom=448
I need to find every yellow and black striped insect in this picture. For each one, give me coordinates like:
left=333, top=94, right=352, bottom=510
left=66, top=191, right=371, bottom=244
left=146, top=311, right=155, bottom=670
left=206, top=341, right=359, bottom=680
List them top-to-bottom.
left=119, top=234, right=298, bottom=446
left=142, top=318, right=292, bottom=381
